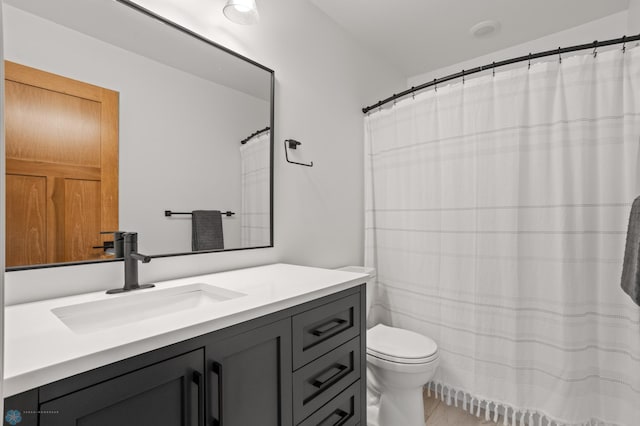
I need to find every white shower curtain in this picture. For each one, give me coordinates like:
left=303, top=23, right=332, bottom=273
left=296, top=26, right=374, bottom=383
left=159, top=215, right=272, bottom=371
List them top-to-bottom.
left=364, top=47, right=640, bottom=425
left=239, top=130, right=270, bottom=247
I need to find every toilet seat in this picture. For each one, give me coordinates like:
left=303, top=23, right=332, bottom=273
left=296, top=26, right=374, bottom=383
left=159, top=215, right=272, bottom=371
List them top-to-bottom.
left=367, top=324, right=438, bottom=364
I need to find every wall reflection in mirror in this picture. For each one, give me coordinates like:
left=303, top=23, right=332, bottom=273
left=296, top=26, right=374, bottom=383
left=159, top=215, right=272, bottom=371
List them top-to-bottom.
left=3, top=0, right=274, bottom=269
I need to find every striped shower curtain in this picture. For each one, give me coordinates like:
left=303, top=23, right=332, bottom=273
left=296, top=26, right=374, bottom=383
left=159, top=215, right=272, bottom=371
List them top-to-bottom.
left=364, top=47, right=640, bottom=425
left=239, top=130, right=270, bottom=247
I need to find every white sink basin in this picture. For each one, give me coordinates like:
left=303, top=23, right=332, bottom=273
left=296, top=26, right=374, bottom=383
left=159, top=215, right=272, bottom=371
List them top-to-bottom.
left=52, top=283, right=246, bottom=334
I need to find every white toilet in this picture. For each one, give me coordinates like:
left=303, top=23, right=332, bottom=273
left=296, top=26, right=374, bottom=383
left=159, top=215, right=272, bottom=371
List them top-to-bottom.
left=337, top=267, right=439, bottom=426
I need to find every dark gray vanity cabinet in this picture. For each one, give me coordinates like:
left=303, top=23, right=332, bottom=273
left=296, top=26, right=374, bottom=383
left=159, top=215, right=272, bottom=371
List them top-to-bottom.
left=3, top=285, right=366, bottom=426
left=291, top=291, right=363, bottom=426
left=206, top=318, right=292, bottom=426
left=39, top=349, right=205, bottom=426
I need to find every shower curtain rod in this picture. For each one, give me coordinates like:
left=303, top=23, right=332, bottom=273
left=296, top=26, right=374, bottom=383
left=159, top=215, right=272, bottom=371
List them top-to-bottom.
left=362, top=33, right=640, bottom=114
left=240, top=126, right=270, bottom=144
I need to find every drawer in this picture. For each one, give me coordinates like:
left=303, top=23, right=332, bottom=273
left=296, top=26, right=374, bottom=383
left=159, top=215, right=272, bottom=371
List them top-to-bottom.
left=293, top=293, right=360, bottom=369
left=293, top=337, right=360, bottom=424
left=298, top=380, right=361, bottom=426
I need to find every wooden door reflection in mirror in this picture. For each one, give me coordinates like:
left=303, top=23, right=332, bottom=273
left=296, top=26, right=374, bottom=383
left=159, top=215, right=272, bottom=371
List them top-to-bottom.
left=5, top=61, right=119, bottom=267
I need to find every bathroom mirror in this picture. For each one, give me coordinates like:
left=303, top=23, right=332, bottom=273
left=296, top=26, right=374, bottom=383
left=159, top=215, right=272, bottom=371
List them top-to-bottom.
left=3, top=0, right=274, bottom=270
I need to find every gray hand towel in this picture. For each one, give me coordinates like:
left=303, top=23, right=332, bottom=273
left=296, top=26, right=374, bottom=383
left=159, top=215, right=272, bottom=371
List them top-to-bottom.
left=621, top=196, right=640, bottom=306
left=192, top=210, right=224, bottom=251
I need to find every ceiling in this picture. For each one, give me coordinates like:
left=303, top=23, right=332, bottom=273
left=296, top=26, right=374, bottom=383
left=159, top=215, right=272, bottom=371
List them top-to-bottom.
left=6, top=0, right=271, bottom=100
left=308, top=0, right=630, bottom=77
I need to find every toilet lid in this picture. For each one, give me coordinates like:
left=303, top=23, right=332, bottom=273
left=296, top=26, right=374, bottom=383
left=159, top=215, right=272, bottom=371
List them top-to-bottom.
left=367, top=324, right=438, bottom=363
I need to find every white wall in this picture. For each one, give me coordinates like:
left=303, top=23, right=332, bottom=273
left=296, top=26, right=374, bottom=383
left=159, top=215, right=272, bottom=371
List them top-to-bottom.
left=3, top=0, right=404, bottom=305
left=221, top=0, right=405, bottom=269
left=630, top=0, right=640, bottom=33
left=4, top=6, right=271, bottom=254
left=409, top=11, right=630, bottom=87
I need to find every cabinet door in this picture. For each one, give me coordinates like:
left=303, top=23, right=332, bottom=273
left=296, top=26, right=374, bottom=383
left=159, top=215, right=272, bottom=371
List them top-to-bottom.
left=207, top=318, right=292, bottom=426
left=40, top=349, right=204, bottom=426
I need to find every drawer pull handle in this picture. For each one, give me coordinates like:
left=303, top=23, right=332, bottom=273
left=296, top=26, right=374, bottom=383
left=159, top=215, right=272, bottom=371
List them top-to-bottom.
left=311, top=318, right=347, bottom=336
left=311, top=363, right=348, bottom=388
left=319, top=408, right=349, bottom=426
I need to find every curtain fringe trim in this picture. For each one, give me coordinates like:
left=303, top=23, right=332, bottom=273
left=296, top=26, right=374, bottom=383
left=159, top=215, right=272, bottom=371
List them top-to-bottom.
left=426, top=382, right=612, bottom=426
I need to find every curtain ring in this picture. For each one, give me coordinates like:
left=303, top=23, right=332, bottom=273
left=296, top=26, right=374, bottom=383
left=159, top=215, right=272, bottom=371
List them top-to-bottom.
left=622, top=35, right=627, bottom=53
left=592, top=40, right=598, bottom=58
left=558, top=47, right=562, bottom=64
left=528, top=53, right=532, bottom=70
left=492, top=62, right=496, bottom=77
left=462, top=69, right=465, bottom=84
left=433, top=78, right=437, bottom=92
left=411, top=86, right=415, bottom=100
left=393, top=94, right=397, bottom=107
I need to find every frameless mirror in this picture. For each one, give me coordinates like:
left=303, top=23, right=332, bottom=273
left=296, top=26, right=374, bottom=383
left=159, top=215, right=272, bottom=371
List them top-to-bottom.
left=3, top=0, right=274, bottom=270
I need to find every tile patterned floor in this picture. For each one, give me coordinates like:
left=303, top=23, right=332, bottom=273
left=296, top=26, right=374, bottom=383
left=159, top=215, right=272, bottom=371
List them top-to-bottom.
left=423, top=389, right=500, bottom=426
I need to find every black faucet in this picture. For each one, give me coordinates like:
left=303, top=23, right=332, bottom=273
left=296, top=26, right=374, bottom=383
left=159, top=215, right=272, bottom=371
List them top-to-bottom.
left=106, top=232, right=155, bottom=294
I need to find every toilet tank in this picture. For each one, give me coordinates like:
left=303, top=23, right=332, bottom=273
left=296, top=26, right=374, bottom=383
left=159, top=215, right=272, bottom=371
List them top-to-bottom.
left=336, top=266, right=376, bottom=323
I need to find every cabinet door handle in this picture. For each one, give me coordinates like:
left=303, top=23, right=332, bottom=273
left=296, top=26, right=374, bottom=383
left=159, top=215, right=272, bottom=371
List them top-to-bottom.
left=311, top=318, right=347, bottom=336
left=211, top=361, right=223, bottom=426
left=310, top=363, right=348, bottom=388
left=192, top=371, right=205, bottom=426
left=320, top=408, right=349, bottom=426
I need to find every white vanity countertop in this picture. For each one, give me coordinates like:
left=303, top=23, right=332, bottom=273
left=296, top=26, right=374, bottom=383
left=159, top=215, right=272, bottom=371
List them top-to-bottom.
left=4, top=263, right=369, bottom=397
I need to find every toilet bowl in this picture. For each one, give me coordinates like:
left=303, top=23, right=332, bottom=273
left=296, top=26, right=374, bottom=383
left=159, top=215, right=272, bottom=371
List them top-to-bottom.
left=336, top=267, right=439, bottom=426
left=366, top=324, right=439, bottom=426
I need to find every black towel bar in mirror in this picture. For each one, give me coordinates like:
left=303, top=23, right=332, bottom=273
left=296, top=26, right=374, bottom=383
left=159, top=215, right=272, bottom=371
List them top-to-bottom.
left=284, top=139, right=313, bottom=167
left=165, top=210, right=235, bottom=217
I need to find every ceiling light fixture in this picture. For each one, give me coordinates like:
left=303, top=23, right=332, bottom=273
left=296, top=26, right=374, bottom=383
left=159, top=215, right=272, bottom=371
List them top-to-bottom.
left=223, top=0, right=260, bottom=25
left=469, top=20, right=500, bottom=38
